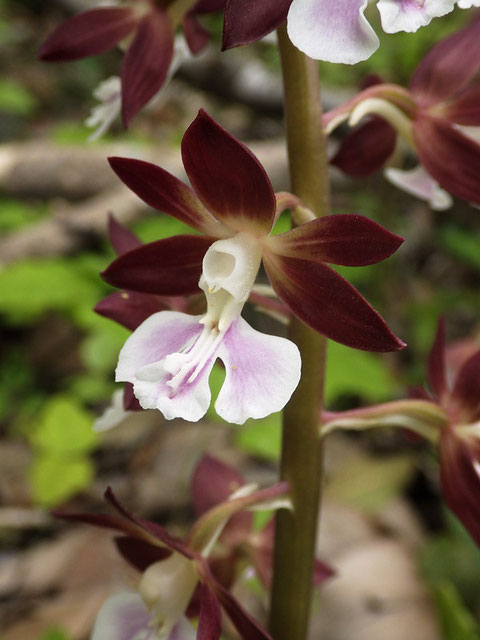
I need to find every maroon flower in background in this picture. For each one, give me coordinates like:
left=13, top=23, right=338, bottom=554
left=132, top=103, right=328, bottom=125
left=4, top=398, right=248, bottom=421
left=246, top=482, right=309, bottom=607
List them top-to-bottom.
left=38, top=0, right=225, bottom=125
left=324, top=15, right=480, bottom=206
left=103, top=108, right=405, bottom=353
left=323, top=318, right=480, bottom=548
left=424, top=320, right=480, bottom=547
left=191, top=455, right=334, bottom=590
left=56, top=463, right=292, bottom=640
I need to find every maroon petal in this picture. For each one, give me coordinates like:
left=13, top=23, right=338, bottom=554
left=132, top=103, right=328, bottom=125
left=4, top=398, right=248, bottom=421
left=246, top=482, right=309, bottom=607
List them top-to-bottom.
left=193, top=0, right=226, bottom=12
left=222, top=0, right=291, bottom=50
left=38, top=8, right=138, bottom=61
left=121, top=9, right=174, bottom=127
left=183, top=12, right=210, bottom=54
left=410, top=16, right=480, bottom=106
left=442, top=85, right=480, bottom=126
left=181, top=109, right=276, bottom=234
left=413, top=116, right=480, bottom=205
left=330, top=117, right=397, bottom=178
left=108, top=157, right=221, bottom=234
left=108, top=214, right=141, bottom=256
left=267, top=215, right=403, bottom=266
left=101, top=235, right=215, bottom=296
left=262, top=251, right=405, bottom=352
left=94, top=291, right=164, bottom=331
left=427, top=317, right=447, bottom=401
left=451, top=350, right=480, bottom=423
left=124, top=383, right=142, bottom=411
left=439, top=427, right=480, bottom=548
left=192, top=455, right=246, bottom=516
left=192, top=456, right=253, bottom=548
left=105, top=487, right=191, bottom=557
left=114, top=536, right=172, bottom=572
left=313, top=559, right=336, bottom=585
left=199, top=561, right=273, bottom=640
left=197, top=583, right=222, bottom=640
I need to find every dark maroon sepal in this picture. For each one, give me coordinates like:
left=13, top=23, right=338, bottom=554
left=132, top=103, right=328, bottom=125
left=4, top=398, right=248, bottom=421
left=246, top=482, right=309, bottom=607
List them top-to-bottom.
left=193, top=0, right=226, bottom=12
left=222, top=0, right=291, bottom=50
left=38, top=8, right=138, bottom=61
left=121, top=9, right=174, bottom=126
left=183, top=12, right=210, bottom=54
left=410, top=15, right=480, bottom=106
left=442, top=85, right=480, bottom=126
left=181, top=109, right=276, bottom=234
left=414, top=116, right=480, bottom=205
left=330, top=117, right=397, bottom=178
left=108, top=156, right=219, bottom=233
left=108, top=214, right=141, bottom=255
left=270, top=214, right=403, bottom=266
left=101, top=234, right=215, bottom=296
left=263, top=252, right=405, bottom=352
left=95, top=291, right=163, bottom=331
left=427, top=317, right=447, bottom=401
left=451, top=350, right=480, bottom=423
left=124, top=382, right=143, bottom=412
left=439, top=427, right=480, bottom=548
left=191, top=455, right=253, bottom=546
left=192, top=455, right=245, bottom=516
left=105, top=487, right=192, bottom=557
left=114, top=535, right=172, bottom=572
left=313, top=558, right=336, bottom=585
left=200, top=561, right=274, bottom=640
left=197, top=583, right=222, bottom=640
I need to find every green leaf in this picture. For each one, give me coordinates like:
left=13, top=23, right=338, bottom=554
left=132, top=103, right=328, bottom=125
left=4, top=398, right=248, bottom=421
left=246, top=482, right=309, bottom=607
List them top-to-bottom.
left=0, top=78, right=37, bottom=115
left=0, top=199, right=48, bottom=233
left=133, top=214, right=199, bottom=242
left=437, top=226, right=480, bottom=271
left=0, top=259, right=100, bottom=324
left=81, top=318, right=129, bottom=375
left=325, top=341, right=397, bottom=403
left=31, top=395, right=97, bottom=455
left=235, top=413, right=281, bottom=461
left=30, top=453, right=94, bottom=507
left=432, top=581, right=480, bottom=640
left=40, top=628, right=71, bottom=640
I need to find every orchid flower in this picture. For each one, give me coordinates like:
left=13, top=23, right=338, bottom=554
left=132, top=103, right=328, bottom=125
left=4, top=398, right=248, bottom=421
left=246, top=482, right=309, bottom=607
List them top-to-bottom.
left=39, top=0, right=225, bottom=125
left=222, top=0, right=475, bottom=65
left=324, top=16, right=480, bottom=206
left=86, top=36, right=192, bottom=140
left=101, top=109, right=404, bottom=422
left=322, top=318, right=480, bottom=549
left=191, top=455, right=334, bottom=589
left=56, top=477, right=292, bottom=640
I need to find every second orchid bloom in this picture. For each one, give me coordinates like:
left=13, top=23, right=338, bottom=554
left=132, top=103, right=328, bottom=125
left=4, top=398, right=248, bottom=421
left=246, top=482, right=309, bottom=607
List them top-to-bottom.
left=103, top=109, right=404, bottom=423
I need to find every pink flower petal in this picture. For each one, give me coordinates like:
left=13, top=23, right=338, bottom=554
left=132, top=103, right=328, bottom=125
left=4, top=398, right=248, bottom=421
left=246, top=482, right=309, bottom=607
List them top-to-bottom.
left=287, top=0, right=379, bottom=64
left=377, top=0, right=455, bottom=35
left=38, top=8, right=138, bottom=61
left=121, top=9, right=174, bottom=126
left=442, top=85, right=480, bottom=126
left=181, top=109, right=276, bottom=235
left=384, top=165, right=453, bottom=210
left=116, top=311, right=203, bottom=384
left=215, top=317, right=301, bottom=424
left=192, top=455, right=246, bottom=516
left=91, top=592, right=154, bottom=640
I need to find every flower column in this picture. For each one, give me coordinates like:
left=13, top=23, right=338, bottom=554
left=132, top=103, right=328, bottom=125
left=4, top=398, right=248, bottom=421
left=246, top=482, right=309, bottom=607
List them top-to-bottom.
left=269, top=25, right=330, bottom=640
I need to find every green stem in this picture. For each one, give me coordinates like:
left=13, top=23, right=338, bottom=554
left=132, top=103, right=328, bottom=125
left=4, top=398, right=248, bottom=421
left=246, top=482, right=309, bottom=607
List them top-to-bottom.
left=268, top=26, right=330, bottom=640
